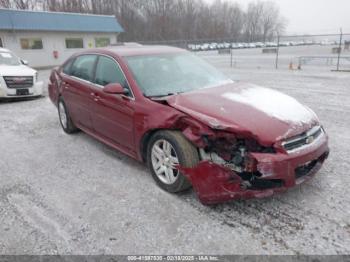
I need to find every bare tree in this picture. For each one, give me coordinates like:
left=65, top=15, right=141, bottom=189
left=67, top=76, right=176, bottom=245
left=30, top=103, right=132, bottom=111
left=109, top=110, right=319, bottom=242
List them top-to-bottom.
left=0, top=0, right=287, bottom=42
left=0, top=0, right=11, bottom=8
left=261, top=1, right=286, bottom=41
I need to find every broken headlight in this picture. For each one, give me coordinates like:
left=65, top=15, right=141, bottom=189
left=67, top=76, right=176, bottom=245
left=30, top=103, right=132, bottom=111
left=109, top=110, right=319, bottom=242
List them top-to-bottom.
left=200, top=136, right=274, bottom=173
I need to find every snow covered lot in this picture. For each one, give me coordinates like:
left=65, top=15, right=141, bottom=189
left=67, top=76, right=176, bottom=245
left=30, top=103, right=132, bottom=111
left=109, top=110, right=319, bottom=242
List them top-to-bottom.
left=0, top=52, right=350, bottom=255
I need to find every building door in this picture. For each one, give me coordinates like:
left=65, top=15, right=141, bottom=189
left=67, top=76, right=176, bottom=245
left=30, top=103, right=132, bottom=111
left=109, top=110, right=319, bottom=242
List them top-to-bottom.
left=0, top=37, right=3, bottom=47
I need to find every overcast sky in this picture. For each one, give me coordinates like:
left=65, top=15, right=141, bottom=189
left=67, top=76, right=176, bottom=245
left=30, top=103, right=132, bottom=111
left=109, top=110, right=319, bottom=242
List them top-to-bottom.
left=207, top=0, right=350, bottom=34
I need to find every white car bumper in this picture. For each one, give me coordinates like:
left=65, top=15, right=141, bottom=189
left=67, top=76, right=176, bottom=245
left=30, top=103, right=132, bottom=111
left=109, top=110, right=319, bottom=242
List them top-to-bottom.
left=0, top=81, right=44, bottom=98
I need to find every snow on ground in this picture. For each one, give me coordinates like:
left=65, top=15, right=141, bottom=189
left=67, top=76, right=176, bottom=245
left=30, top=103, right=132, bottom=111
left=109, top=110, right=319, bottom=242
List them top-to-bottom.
left=0, top=48, right=350, bottom=255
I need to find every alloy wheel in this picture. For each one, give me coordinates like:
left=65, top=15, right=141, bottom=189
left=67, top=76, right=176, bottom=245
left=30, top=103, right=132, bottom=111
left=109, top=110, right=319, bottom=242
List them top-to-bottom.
left=151, top=139, right=180, bottom=185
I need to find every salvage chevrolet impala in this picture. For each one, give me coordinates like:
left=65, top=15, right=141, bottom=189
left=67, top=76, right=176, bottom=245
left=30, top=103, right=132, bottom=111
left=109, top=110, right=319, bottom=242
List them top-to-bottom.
left=48, top=46, right=329, bottom=204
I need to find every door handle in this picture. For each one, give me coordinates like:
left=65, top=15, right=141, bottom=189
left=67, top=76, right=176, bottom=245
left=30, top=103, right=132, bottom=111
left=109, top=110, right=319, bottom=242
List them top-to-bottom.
left=63, top=82, right=71, bottom=89
left=91, top=92, right=100, bottom=102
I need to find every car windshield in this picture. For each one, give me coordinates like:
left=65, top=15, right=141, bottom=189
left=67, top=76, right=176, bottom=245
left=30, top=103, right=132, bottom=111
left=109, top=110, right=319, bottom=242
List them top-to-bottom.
left=0, top=51, right=21, bottom=66
left=125, top=53, right=233, bottom=97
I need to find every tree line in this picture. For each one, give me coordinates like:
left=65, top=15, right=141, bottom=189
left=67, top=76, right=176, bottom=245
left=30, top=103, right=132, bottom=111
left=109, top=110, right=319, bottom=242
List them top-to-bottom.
left=0, top=0, right=287, bottom=42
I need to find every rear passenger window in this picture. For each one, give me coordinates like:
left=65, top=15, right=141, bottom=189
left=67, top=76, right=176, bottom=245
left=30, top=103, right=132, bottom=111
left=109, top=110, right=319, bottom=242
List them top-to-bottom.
left=70, top=55, right=97, bottom=82
left=95, top=56, right=128, bottom=89
left=62, top=58, right=74, bottom=75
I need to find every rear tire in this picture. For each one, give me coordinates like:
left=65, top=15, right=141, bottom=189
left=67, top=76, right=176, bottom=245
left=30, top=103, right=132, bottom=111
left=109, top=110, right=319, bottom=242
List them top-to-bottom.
left=58, top=98, right=78, bottom=134
left=147, top=130, right=199, bottom=193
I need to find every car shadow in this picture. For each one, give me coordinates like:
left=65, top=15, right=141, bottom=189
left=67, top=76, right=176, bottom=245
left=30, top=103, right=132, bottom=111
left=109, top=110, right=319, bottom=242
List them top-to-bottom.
left=0, top=95, right=45, bottom=103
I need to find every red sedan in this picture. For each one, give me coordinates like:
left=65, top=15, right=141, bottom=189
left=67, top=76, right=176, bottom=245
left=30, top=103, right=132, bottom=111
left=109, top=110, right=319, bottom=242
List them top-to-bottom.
left=48, top=45, right=329, bottom=204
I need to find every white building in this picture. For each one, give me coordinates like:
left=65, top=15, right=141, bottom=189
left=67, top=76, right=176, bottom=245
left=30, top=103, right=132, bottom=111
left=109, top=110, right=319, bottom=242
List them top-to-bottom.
left=0, top=8, right=124, bottom=68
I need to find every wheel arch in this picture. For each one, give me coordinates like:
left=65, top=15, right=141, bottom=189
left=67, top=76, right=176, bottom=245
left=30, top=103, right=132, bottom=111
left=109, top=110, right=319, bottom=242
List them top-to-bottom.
left=140, top=128, right=202, bottom=163
left=140, top=129, right=166, bottom=162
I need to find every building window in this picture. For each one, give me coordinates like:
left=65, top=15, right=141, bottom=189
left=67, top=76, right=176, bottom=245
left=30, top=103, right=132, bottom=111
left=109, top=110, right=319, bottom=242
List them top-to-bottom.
left=95, top=37, right=110, bottom=48
left=0, top=38, right=3, bottom=47
left=20, top=38, right=43, bottom=50
left=66, top=38, right=84, bottom=49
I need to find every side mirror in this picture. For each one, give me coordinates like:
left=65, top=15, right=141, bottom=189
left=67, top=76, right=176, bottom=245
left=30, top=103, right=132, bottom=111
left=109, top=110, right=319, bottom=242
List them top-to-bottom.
left=21, top=60, right=29, bottom=65
left=103, top=83, right=127, bottom=95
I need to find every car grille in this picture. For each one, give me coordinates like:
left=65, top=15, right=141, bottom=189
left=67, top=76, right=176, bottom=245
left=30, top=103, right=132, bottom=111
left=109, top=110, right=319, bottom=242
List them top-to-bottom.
left=3, top=76, right=33, bottom=89
left=282, top=126, right=323, bottom=151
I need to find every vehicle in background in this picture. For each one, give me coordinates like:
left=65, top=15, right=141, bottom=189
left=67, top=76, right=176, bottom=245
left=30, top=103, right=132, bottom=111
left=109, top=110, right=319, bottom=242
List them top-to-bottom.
left=305, top=40, right=315, bottom=46
left=320, top=40, right=333, bottom=46
left=279, top=41, right=290, bottom=47
left=223, top=42, right=231, bottom=49
left=255, top=42, right=265, bottom=48
left=266, top=42, right=278, bottom=47
left=200, top=43, right=210, bottom=51
left=209, top=43, right=218, bottom=50
left=217, top=43, right=225, bottom=49
left=231, top=43, right=239, bottom=49
left=187, top=44, right=195, bottom=51
left=188, top=44, right=201, bottom=51
left=194, top=44, right=202, bottom=51
left=48, top=45, right=329, bottom=204
left=0, top=48, right=43, bottom=99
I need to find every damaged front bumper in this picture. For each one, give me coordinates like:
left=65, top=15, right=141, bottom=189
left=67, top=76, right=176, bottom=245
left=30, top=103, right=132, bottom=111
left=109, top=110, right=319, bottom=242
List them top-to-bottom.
left=180, top=132, right=329, bottom=205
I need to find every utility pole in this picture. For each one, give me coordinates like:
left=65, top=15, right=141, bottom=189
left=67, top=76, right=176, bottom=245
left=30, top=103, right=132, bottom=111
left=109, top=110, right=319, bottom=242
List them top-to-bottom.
left=336, top=28, right=343, bottom=71
left=275, top=35, right=280, bottom=69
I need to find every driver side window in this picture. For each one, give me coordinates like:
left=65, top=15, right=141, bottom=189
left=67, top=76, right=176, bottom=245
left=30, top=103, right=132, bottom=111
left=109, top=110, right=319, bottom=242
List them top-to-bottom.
left=94, top=56, right=131, bottom=96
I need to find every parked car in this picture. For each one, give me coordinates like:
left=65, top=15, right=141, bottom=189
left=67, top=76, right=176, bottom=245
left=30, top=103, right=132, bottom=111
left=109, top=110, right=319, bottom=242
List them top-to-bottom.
left=279, top=41, right=290, bottom=47
left=223, top=42, right=231, bottom=49
left=255, top=42, right=265, bottom=48
left=266, top=42, right=278, bottom=47
left=200, top=43, right=210, bottom=51
left=209, top=43, right=218, bottom=50
left=216, top=43, right=223, bottom=49
left=231, top=43, right=238, bottom=49
left=248, top=43, right=256, bottom=48
left=187, top=44, right=195, bottom=51
left=194, top=44, right=202, bottom=51
left=48, top=45, right=329, bottom=204
left=0, top=48, right=43, bottom=99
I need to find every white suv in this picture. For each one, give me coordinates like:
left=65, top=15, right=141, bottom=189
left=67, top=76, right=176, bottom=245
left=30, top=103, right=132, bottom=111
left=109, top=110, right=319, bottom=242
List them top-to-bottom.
left=0, top=48, right=43, bottom=99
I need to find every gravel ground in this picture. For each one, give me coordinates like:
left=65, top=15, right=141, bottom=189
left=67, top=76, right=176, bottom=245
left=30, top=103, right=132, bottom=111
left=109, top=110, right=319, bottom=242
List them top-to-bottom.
left=0, top=51, right=350, bottom=255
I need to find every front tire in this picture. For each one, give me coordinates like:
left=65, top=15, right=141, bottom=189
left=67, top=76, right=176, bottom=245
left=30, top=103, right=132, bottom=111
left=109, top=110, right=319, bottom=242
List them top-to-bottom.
left=58, top=98, right=78, bottom=134
left=147, top=131, right=199, bottom=193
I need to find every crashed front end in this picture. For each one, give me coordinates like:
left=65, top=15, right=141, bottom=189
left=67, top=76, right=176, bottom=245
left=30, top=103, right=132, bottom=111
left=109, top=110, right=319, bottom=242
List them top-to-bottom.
left=179, top=125, right=329, bottom=205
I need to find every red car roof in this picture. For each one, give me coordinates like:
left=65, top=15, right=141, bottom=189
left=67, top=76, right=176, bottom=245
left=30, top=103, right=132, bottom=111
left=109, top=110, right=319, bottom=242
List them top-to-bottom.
left=104, top=45, right=187, bottom=57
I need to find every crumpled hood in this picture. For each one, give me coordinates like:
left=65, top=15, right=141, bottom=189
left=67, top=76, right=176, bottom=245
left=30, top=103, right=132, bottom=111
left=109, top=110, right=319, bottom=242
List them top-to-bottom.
left=0, top=65, right=36, bottom=77
left=167, top=82, right=319, bottom=146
